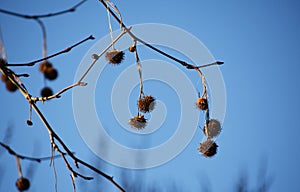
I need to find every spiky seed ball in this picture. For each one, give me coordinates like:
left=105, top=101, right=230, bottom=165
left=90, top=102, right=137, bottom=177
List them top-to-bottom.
left=129, top=45, right=136, bottom=52
left=105, top=49, right=124, bottom=64
left=39, top=60, right=52, bottom=73
left=44, top=67, right=58, bottom=80
left=5, top=80, right=17, bottom=92
left=41, top=87, right=53, bottom=97
left=138, top=95, right=156, bottom=113
left=196, top=97, right=208, bottom=110
left=129, top=115, right=147, bottom=129
left=203, top=119, right=222, bottom=139
left=198, top=140, right=218, bottom=157
left=16, top=177, right=30, bottom=191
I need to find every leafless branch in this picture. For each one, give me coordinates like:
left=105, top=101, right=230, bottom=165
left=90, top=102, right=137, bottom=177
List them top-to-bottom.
left=0, top=0, right=87, bottom=19
left=98, top=0, right=224, bottom=69
left=6, top=35, right=95, bottom=66
left=0, top=141, right=70, bottom=163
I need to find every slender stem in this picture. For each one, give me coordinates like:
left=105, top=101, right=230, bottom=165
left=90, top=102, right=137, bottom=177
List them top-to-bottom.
left=35, top=19, right=47, bottom=58
left=15, top=156, right=23, bottom=178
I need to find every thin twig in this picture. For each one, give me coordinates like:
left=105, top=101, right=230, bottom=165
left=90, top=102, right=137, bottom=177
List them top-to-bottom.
left=0, top=0, right=87, bottom=19
left=98, top=0, right=223, bottom=69
left=35, top=18, right=47, bottom=58
left=7, top=35, right=95, bottom=66
left=0, top=141, right=71, bottom=163
left=15, top=156, right=23, bottom=178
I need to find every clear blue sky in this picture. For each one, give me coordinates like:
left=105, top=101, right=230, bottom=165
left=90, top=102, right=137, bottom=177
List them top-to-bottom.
left=1, top=0, right=300, bottom=191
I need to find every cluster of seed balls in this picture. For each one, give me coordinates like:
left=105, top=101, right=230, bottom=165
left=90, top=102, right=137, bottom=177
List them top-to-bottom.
left=105, top=48, right=156, bottom=130
left=39, top=60, right=58, bottom=97
left=129, top=95, right=156, bottom=130
left=196, top=97, right=222, bottom=157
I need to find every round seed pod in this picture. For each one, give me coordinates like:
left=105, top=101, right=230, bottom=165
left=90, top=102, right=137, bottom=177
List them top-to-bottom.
left=129, top=45, right=136, bottom=52
left=105, top=49, right=124, bottom=65
left=0, top=58, right=8, bottom=65
left=39, top=60, right=52, bottom=73
left=44, top=67, right=58, bottom=80
left=1, top=73, right=7, bottom=82
left=5, top=80, right=17, bottom=92
left=41, top=87, right=53, bottom=97
left=138, top=95, right=156, bottom=113
left=196, top=97, right=208, bottom=110
left=129, top=115, right=147, bottom=129
left=203, top=119, right=222, bottom=139
left=26, top=120, right=33, bottom=126
left=198, top=139, right=218, bottom=157
left=16, top=177, right=30, bottom=191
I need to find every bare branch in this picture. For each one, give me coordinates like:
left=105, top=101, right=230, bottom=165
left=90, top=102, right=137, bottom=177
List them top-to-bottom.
left=0, top=0, right=87, bottom=19
left=98, top=0, right=223, bottom=69
left=6, top=35, right=95, bottom=67
left=0, top=141, right=70, bottom=163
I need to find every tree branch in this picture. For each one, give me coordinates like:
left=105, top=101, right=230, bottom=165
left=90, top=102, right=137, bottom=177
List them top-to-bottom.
left=0, top=0, right=87, bottom=19
left=98, top=0, right=224, bottom=69
left=6, top=35, right=95, bottom=67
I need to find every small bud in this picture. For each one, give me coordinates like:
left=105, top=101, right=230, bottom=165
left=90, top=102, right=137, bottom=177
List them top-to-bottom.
left=129, top=45, right=136, bottom=52
left=91, top=54, right=99, bottom=60
left=196, top=97, right=208, bottom=110
left=26, top=120, right=33, bottom=126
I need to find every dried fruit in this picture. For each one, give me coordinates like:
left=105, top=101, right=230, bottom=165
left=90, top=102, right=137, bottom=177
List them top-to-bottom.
left=129, top=45, right=136, bottom=52
left=105, top=49, right=124, bottom=64
left=39, top=61, right=52, bottom=73
left=44, top=67, right=58, bottom=80
left=1, top=73, right=7, bottom=82
left=5, top=80, right=17, bottom=92
left=41, top=87, right=53, bottom=97
left=138, top=95, right=155, bottom=113
left=196, top=97, right=208, bottom=110
left=129, top=115, right=147, bottom=129
left=203, top=119, right=222, bottom=139
left=26, top=120, right=33, bottom=126
left=198, top=139, right=218, bottom=157
left=16, top=177, right=30, bottom=191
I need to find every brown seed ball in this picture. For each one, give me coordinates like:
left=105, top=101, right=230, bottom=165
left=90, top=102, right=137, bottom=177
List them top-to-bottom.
left=129, top=45, right=136, bottom=52
left=105, top=49, right=124, bottom=64
left=0, top=58, right=8, bottom=65
left=39, top=60, right=52, bottom=73
left=44, top=67, right=58, bottom=80
left=1, top=73, right=7, bottom=82
left=5, top=80, right=17, bottom=92
left=41, top=87, right=53, bottom=97
left=138, top=95, right=156, bottom=113
left=196, top=97, right=208, bottom=110
left=129, top=115, right=147, bottom=129
left=203, top=119, right=222, bottom=139
left=26, top=120, right=33, bottom=126
left=198, top=140, right=218, bottom=157
left=16, top=177, right=30, bottom=191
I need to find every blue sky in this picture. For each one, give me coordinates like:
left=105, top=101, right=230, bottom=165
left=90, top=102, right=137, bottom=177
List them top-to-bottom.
left=1, top=0, right=300, bottom=191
